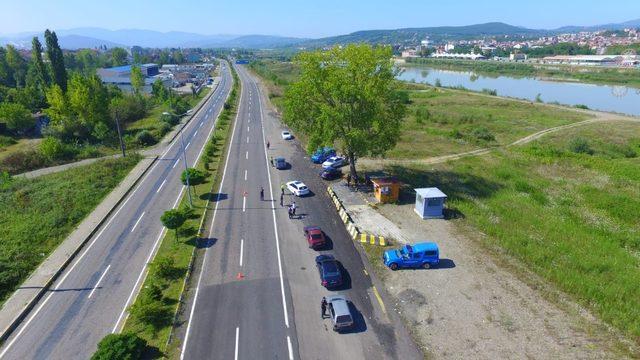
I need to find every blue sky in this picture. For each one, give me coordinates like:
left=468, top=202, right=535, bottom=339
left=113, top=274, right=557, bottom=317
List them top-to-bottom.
left=1, top=0, right=639, bottom=38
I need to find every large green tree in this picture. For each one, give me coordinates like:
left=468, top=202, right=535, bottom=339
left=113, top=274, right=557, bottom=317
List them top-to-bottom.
left=44, top=30, right=68, bottom=92
left=30, top=37, right=50, bottom=87
left=284, top=44, right=407, bottom=179
left=5, top=45, right=27, bottom=88
left=0, top=47, right=11, bottom=87
left=111, top=47, right=128, bottom=66
left=130, top=66, right=145, bottom=94
left=0, top=102, right=34, bottom=134
left=160, top=209, right=186, bottom=241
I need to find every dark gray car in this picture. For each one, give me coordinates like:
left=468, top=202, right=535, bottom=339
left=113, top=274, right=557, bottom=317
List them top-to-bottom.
left=274, top=157, right=287, bottom=170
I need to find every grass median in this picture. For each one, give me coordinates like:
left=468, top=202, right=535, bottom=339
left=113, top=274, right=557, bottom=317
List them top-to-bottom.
left=119, top=64, right=239, bottom=358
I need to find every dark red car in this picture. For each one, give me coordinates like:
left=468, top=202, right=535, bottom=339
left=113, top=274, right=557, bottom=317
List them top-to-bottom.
left=304, top=226, right=326, bottom=249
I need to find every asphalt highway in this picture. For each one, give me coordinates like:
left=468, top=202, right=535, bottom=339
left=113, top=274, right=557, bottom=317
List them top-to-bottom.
left=0, top=62, right=233, bottom=360
left=179, top=65, right=422, bottom=360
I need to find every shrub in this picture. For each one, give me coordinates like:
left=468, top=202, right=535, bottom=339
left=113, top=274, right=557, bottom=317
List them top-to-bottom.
left=434, top=78, right=442, bottom=87
left=481, top=88, right=498, bottom=96
left=0, top=102, right=34, bottom=135
left=574, top=104, right=589, bottom=110
left=414, top=106, right=430, bottom=124
left=160, top=113, right=179, bottom=126
left=156, top=122, right=172, bottom=138
left=470, top=126, right=495, bottom=142
left=449, top=128, right=464, bottom=139
left=135, top=130, right=156, bottom=146
left=0, top=135, right=16, bottom=148
left=39, top=137, right=70, bottom=161
left=569, top=137, right=594, bottom=155
left=0, top=149, right=46, bottom=174
left=151, top=256, right=177, bottom=280
left=128, top=298, right=172, bottom=332
left=91, top=333, right=147, bottom=360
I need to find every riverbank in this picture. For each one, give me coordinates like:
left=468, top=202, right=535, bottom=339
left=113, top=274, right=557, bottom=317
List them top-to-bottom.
left=405, top=57, right=640, bottom=88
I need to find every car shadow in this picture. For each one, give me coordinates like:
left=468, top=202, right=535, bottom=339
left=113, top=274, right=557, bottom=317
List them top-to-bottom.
left=200, top=192, right=228, bottom=202
left=317, top=233, right=334, bottom=251
left=435, top=258, right=456, bottom=269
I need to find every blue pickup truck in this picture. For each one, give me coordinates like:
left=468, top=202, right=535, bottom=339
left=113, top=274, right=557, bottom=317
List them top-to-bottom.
left=311, top=147, right=336, bottom=164
left=383, top=242, right=439, bottom=270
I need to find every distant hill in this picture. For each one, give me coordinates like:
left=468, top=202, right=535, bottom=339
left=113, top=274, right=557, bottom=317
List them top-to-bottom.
left=554, top=18, right=640, bottom=33
left=299, top=22, right=545, bottom=47
left=0, top=33, right=123, bottom=50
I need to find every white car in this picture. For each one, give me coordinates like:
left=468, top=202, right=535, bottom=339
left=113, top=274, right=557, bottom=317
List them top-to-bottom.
left=281, top=131, right=293, bottom=140
left=322, top=156, right=346, bottom=169
left=286, top=181, right=309, bottom=196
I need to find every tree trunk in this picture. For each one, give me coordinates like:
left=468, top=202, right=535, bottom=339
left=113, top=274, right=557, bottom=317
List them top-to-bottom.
left=348, top=152, right=358, bottom=182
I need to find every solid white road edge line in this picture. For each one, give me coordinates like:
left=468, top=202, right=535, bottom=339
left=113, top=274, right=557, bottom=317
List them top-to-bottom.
left=180, top=63, right=242, bottom=360
left=256, top=75, right=290, bottom=328
left=130, top=212, right=145, bottom=233
left=87, top=265, right=111, bottom=299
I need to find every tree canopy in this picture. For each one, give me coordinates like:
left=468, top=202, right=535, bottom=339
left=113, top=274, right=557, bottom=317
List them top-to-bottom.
left=44, top=30, right=68, bottom=92
left=284, top=44, right=407, bottom=178
left=111, top=47, right=128, bottom=67
left=130, top=66, right=145, bottom=94
left=160, top=209, right=186, bottom=241
left=91, top=333, right=146, bottom=360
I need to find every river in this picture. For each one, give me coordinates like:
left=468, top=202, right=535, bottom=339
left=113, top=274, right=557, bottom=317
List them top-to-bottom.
left=398, top=66, right=640, bottom=117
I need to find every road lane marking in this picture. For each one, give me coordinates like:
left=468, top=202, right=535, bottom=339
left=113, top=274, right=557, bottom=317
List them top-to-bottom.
left=182, top=62, right=242, bottom=360
left=256, top=81, right=290, bottom=328
left=199, top=122, right=203, bottom=128
left=247, top=126, right=250, bottom=132
left=193, top=129, right=198, bottom=136
left=247, top=136, right=249, bottom=143
left=185, top=141, right=191, bottom=149
left=245, top=151, right=248, bottom=160
left=173, top=159, right=180, bottom=168
left=244, top=170, right=247, bottom=181
left=156, top=179, right=167, bottom=193
left=242, top=195, right=246, bottom=212
left=131, top=212, right=145, bottom=233
left=239, top=239, right=244, bottom=266
left=88, top=265, right=111, bottom=299
left=372, top=286, right=387, bottom=315
left=234, top=327, right=240, bottom=360
left=287, top=336, right=293, bottom=360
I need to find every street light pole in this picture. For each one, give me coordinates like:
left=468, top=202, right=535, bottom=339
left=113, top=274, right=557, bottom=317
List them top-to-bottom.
left=180, top=129, right=193, bottom=207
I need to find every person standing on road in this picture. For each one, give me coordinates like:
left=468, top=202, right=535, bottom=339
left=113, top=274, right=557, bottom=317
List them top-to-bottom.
left=267, top=141, right=270, bottom=149
left=281, top=183, right=286, bottom=195
left=260, top=187, right=264, bottom=201
left=280, top=193, right=284, bottom=207
left=321, top=297, right=328, bottom=318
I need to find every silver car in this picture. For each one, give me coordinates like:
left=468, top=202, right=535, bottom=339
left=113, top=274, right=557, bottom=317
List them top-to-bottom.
left=326, top=295, right=354, bottom=332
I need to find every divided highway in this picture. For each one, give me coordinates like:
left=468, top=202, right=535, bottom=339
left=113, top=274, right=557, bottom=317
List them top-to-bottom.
left=0, top=62, right=233, bottom=360
left=178, top=65, right=422, bottom=360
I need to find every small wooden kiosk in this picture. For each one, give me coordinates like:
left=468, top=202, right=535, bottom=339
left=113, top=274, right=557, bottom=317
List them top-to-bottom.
left=371, top=177, right=401, bottom=204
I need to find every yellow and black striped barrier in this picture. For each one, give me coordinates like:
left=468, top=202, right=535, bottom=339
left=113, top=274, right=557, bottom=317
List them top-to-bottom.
left=327, top=186, right=389, bottom=247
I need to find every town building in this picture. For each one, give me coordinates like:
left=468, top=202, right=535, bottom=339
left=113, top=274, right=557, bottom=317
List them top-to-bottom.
left=96, top=63, right=171, bottom=93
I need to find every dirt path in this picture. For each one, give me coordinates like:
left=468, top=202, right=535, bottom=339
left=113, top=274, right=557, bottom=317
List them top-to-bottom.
left=359, top=110, right=640, bottom=168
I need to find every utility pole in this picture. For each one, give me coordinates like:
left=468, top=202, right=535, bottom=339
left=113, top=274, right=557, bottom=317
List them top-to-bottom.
left=114, top=113, right=126, bottom=157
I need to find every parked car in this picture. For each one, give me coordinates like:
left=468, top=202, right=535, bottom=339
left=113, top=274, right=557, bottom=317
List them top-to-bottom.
left=281, top=131, right=293, bottom=140
left=311, top=147, right=336, bottom=163
left=322, top=156, right=346, bottom=169
left=273, top=157, right=287, bottom=170
left=320, top=167, right=342, bottom=180
left=286, top=180, right=309, bottom=196
left=304, top=226, right=326, bottom=249
left=383, top=242, right=440, bottom=270
left=315, top=254, right=343, bottom=288
left=326, top=295, right=354, bottom=332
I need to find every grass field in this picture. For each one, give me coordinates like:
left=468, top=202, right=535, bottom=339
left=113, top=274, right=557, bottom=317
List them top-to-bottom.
left=122, top=67, right=238, bottom=358
left=372, top=121, right=640, bottom=343
left=0, top=155, right=141, bottom=304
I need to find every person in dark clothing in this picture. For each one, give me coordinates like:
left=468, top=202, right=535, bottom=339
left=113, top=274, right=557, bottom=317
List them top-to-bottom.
left=267, top=141, right=270, bottom=149
left=346, top=174, right=351, bottom=187
left=260, top=187, right=264, bottom=200
left=280, top=193, right=284, bottom=206
left=288, top=206, right=293, bottom=219
left=321, top=297, right=328, bottom=318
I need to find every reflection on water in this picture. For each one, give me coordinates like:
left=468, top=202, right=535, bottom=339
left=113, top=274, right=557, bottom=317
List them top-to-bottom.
left=398, top=66, right=640, bottom=116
